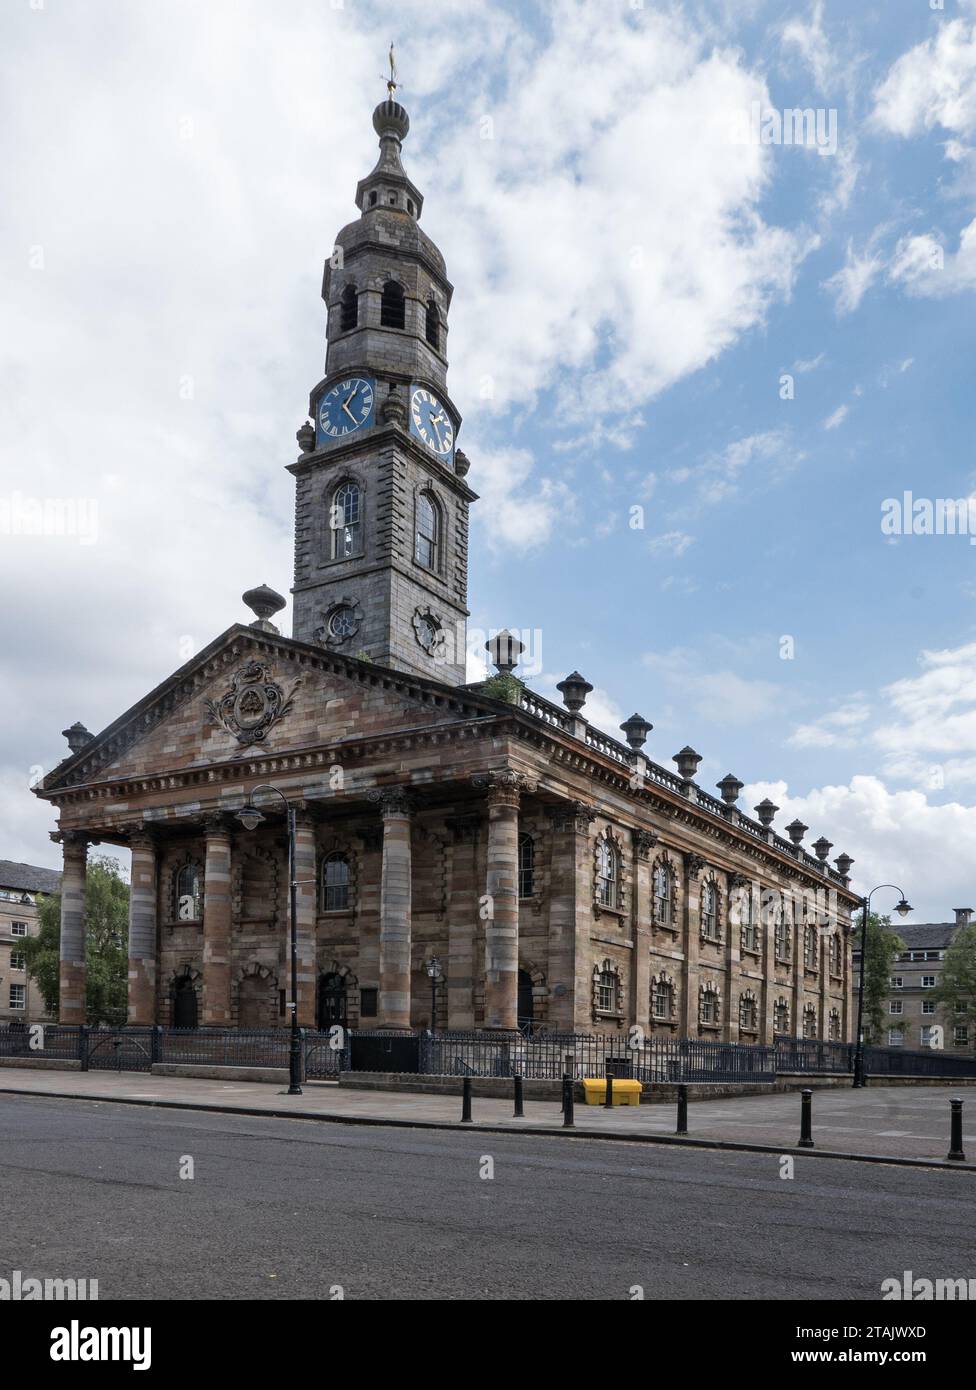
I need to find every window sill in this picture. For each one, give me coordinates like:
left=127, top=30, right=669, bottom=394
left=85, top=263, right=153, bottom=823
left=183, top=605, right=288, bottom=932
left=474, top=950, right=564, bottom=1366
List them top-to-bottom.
left=595, top=903, right=627, bottom=919
left=740, top=946, right=761, bottom=958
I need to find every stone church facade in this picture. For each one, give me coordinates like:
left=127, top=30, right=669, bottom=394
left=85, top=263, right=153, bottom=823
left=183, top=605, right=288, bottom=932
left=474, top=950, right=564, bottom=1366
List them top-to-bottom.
left=36, top=90, right=859, bottom=1042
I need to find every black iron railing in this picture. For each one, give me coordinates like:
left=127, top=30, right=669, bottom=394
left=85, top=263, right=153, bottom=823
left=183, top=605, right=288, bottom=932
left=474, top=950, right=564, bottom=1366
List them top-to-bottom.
left=2, top=1022, right=975, bottom=1082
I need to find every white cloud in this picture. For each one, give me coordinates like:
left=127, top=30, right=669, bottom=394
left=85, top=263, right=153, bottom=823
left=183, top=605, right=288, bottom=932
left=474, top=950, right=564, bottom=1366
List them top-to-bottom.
left=781, top=0, right=832, bottom=91
left=872, top=18, right=976, bottom=141
left=888, top=219, right=976, bottom=297
left=823, top=238, right=886, bottom=314
left=822, top=403, right=849, bottom=430
left=648, top=531, right=695, bottom=558
left=642, top=646, right=782, bottom=726
left=788, top=701, right=871, bottom=749
left=745, top=776, right=976, bottom=922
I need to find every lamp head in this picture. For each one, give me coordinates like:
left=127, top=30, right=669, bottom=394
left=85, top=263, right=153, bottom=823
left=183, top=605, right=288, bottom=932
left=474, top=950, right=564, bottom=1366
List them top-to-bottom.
left=236, top=806, right=265, bottom=831
left=895, top=898, right=912, bottom=918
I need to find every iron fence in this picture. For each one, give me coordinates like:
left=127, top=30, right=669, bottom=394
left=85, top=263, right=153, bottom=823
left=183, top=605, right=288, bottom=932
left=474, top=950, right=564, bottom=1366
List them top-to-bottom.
left=1, top=1021, right=975, bottom=1081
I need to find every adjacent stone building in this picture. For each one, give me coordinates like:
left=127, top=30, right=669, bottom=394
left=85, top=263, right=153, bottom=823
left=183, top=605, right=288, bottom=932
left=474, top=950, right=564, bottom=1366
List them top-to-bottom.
left=35, top=86, right=859, bottom=1041
left=0, top=859, right=60, bottom=1024
left=853, top=910, right=975, bottom=1053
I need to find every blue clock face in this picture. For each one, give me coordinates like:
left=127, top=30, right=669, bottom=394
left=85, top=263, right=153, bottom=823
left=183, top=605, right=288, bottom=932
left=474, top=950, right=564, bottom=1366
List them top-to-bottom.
left=317, top=377, right=375, bottom=443
left=410, top=386, right=454, bottom=458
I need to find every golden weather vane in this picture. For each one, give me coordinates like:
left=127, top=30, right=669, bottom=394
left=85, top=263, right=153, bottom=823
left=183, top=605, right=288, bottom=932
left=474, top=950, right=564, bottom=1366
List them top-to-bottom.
left=384, top=42, right=399, bottom=98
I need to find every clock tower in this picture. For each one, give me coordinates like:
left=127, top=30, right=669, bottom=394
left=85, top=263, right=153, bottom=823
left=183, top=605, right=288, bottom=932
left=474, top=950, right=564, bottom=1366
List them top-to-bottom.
left=289, top=78, right=476, bottom=686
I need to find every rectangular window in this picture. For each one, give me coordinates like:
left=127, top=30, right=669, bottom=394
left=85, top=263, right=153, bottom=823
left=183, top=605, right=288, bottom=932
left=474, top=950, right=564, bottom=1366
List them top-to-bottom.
left=10, top=921, right=28, bottom=937
left=10, top=951, right=26, bottom=971
left=925, top=951, right=940, bottom=960
left=921, top=975, right=936, bottom=989
left=890, top=976, right=903, bottom=989
left=9, top=984, right=25, bottom=1009
left=359, top=988, right=378, bottom=1019
left=889, top=1001, right=903, bottom=1014
left=921, top=1001, right=936, bottom=1015
left=921, top=1025, right=938, bottom=1048
left=953, top=1026, right=969, bottom=1046
left=888, top=1029, right=904, bottom=1046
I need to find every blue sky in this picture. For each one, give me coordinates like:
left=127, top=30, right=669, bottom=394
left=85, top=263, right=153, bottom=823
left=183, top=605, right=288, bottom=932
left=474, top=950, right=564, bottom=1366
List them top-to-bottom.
left=2, top=0, right=976, bottom=916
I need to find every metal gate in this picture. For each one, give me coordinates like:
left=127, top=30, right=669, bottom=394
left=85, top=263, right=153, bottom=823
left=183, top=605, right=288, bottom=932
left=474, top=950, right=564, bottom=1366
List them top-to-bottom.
left=86, top=1028, right=156, bottom=1072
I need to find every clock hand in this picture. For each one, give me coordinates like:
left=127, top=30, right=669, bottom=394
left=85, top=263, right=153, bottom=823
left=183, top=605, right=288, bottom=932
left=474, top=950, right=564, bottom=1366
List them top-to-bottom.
left=341, top=394, right=358, bottom=423
left=429, top=415, right=443, bottom=449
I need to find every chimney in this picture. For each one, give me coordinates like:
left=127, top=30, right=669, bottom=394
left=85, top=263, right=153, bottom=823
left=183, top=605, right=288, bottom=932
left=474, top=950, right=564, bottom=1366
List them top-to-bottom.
left=954, top=907, right=973, bottom=926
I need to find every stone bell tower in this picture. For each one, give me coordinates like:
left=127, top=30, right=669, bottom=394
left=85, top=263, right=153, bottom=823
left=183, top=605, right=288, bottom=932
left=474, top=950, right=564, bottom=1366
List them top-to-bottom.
left=289, top=63, right=476, bottom=686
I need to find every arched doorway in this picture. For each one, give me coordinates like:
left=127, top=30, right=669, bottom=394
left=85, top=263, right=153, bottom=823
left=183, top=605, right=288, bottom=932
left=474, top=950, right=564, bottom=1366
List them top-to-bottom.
left=517, top=969, right=534, bottom=1034
left=318, top=972, right=347, bottom=1030
left=171, top=973, right=198, bottom=1029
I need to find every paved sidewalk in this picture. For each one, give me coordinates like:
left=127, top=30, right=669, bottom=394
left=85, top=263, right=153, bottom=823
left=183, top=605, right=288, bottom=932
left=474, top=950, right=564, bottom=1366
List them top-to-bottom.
left=0, top=1067, right=972, bottom=1167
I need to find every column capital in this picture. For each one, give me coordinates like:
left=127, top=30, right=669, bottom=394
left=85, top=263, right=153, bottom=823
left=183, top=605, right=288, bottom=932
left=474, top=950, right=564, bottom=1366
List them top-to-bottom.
left=472, top=768, right=535, bottom=811
left=368, top=786, right=412, bottom=818
left=547, top=800, right=596, bottom=835
left=203, top=812, right=234, bottom=837
left=121, top=822, right=158, bottom=852
left=632, top=827, right=658, bottom=859
left=53, top=829, right=90, bottom=855
left=685, top=852, right=707, bottom=879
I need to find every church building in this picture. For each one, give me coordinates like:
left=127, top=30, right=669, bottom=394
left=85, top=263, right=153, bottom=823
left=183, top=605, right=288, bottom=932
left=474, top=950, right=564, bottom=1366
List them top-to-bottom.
left=36, top=84, right=859, bottom=1044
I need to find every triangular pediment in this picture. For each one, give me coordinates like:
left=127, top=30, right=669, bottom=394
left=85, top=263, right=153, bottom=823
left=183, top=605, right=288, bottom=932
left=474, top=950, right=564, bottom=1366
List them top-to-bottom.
left=38, top=626, right=497, bottom=793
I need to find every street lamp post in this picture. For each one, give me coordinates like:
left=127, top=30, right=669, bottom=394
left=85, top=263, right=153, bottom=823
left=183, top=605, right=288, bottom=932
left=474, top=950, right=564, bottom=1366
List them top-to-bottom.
left=237, top=784, right=303, bottom=1096
left=852, top=884, right=912, bottom=1089
left=425, top=956, right=443, bottom=1031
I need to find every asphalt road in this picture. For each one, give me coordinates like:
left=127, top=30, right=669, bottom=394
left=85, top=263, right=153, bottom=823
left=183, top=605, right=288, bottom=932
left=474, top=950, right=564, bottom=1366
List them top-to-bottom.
left=1, top=1094, right=972, bottom=1300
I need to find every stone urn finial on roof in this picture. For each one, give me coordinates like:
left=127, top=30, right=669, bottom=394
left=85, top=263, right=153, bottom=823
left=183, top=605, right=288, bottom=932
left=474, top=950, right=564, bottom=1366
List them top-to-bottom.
left=242, top=583, right=286, bottom=634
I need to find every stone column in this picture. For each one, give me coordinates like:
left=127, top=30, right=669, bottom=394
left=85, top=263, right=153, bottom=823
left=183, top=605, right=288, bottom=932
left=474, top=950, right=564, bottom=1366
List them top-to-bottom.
left=475, top=770, right=527, bottom=1031
left=375, top=788, right=412, bottom=1029
left=547, top=800, right=595, bottom=1032
left=293, top=810, right=318, bottom=1027
left=446, top=815, right=480, bottom=1029
left=202, top=816, right=233, bottom=1025
left=127, top=829, right=158, bottom=1024
left=631, top=830, right=656, bottom=1034
left=58, top=832, right=88, bottom=1024
left=681, top=853, right=705, bottom=1034
left=724, top=871, right=743, bottom=1043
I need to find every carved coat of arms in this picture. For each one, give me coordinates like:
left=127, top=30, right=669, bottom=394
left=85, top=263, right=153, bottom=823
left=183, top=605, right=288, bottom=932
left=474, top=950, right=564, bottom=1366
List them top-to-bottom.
left=205, top=660, right=301, bottom=745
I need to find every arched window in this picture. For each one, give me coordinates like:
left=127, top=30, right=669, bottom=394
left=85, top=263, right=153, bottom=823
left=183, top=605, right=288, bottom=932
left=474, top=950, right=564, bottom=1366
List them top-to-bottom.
left=381, top=279, right=405, bottom=329
left=339, top=284, right=358, bottom=332
left=425, top=297, right=440, bottom=350
left=331, top=481, right=362, bottom=559
left=415, top=492, right=439, bottom=570
left=518, top=833, right=535, bottom=899
left=597, top=838, right=620, bottom=908
left=320, top=853, right=350, bottom=912
left=653, top=860, right=674, bottom=926
left=175, top=862, right=201, bottom=921
left=701, top=880, right=720, bottom=941
left=736, top=882, right=759, bottom=951
left=774, top=902, right=791, bottom=961
left=804, top=925, right=818, bottom=971
left=829, top=933, right=841, bottom=976
left=595, top=965, right=619, bottom=1015
left=652, top=975, right=674, bottom=1021
left=699, top=986, right=720, bottom=1025
left=739, top=991, right=759, bottom=1031
left=774, top=998, right=790, bottom=1035
left=803, top=1005, right=818, bottom=1040
left=828, top=1008, right=841, bottom=1041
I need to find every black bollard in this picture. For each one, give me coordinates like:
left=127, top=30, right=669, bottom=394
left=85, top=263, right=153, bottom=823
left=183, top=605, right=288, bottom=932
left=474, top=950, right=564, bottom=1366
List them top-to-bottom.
left=513, top=1073, right=524, bottom=1119
left=605, top=1073, right=614, bottom=1109
left=562, top=1074, right=575, bottom=1128
left=461, top=1075, right=472, bottom=1124
left=676, top=1083, right=688, bottom=1135
left=798, top=1088, right=814, bottom=1148
left=947, top=1097, right=966, bottom=1163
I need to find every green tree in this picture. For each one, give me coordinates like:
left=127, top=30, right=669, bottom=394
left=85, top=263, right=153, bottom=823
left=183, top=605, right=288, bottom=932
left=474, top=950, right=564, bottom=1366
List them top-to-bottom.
left=22, top=856, right=129, bottom=1026
left=860, top=912, right=905, bottom=1046
left=932, top=922, right=976, bottom=1046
